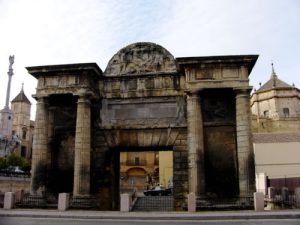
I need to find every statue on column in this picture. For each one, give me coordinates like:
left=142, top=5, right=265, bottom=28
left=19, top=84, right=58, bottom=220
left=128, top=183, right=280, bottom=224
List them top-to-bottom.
left=9, top=55, right=15, bottom=70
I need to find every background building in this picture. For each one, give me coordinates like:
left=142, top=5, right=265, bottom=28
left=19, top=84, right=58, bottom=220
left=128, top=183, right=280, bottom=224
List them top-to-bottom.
left=0, top=56, right=34, bottom=159
left=251, top=64, right=300, bottom=193
left=11, top=86, right=34, bottom=159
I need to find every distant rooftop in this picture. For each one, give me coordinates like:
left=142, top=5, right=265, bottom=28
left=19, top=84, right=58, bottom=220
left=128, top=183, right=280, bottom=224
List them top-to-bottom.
left=256, top=63, right=294, bottom=93
left=11, top=85, right=31, bottom=105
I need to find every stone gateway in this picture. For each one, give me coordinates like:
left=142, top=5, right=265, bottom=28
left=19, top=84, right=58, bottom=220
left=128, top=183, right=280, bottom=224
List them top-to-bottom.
left=27, top=42, right=258, bottom=210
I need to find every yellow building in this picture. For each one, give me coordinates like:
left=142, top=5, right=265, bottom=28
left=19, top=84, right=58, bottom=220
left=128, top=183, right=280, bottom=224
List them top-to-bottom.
left=120, top=150, right=173, bottom=192
left=120, top=151, right=159, bottom=192
left=159, top=151, right=173, bottom=188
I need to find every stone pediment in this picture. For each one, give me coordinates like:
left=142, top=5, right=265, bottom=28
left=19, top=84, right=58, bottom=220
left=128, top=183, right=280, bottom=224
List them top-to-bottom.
left=104, top=42, right=177, bottom=76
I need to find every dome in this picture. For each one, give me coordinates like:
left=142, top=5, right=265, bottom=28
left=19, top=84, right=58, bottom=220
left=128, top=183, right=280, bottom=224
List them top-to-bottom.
left=104, top=42, right=177, bottom=76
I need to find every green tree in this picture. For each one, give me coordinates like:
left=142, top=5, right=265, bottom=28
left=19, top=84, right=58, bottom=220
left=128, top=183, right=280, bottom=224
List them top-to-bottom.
left=4, top=153, right=31, bottom=171
left=0, top=157, right=7, bottom=170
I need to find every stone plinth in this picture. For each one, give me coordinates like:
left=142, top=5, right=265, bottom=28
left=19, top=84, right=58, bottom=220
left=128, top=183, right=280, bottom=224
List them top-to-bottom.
left=4, top=192, right=15, bottom=209
left=187, top=192, right=196, bottom=212
left=254, top=192, right=264, bottom=211
left=58, top=193, right=70, bottom=211
left=120, top=193, right=131, bottom=212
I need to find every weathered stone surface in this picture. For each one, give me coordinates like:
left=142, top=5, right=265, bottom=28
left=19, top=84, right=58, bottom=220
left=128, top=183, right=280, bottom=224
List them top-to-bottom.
left=27, top=42, right=257, bottom=211
left=104, top=42, right=177, bottom=76
left=4, top=192, right=15, bottom=209
left=58, top=193, right=70, bottom=211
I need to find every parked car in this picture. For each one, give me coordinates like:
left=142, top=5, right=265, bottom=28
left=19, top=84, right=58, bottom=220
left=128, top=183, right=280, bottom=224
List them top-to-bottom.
left=7, top=166, right=24, bottom=173
left=143, top=186, right=173, bottom=196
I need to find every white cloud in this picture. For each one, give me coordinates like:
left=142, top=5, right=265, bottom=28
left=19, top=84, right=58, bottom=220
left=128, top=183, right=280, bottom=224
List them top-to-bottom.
left=0, top=0, right=299, bottom=119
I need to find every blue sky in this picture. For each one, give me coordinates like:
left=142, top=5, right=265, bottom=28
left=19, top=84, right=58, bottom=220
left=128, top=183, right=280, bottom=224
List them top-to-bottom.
left=0, top=0, right=299, bottom=119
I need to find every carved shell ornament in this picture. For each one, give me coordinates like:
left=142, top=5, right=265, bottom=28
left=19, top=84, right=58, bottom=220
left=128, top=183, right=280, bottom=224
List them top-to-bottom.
left=104, top=42, right=177, bottom=76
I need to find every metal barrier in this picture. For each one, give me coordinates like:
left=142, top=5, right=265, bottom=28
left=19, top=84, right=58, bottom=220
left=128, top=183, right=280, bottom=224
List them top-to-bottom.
left=0, top=170, right=31, bottom=178
left=265, top=188, right=297, bottom=209
left=15, top=193, right=57, bottom=209
left=132, top=196, right=174, bottom=211
left=196, top=196, right=254, bottom=210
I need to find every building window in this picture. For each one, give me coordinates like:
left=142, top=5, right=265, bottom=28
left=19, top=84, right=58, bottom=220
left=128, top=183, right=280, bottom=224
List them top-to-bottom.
left=283, top=108, right=290, bottom=117
left=263, top=110, right=269, bottom=117
left=22, top=128, right=27, bottom=140
left=21, top=146, right=26, bottom=158
left=134, top=157, right=140, bottom=166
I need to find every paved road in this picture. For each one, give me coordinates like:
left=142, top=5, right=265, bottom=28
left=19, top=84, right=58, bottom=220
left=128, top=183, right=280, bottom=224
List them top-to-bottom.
left=1, top=217, right=300, bottom=225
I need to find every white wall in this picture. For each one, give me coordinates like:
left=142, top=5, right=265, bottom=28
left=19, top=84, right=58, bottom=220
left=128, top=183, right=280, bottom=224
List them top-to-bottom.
left=254, top=142, right=300, bottom=179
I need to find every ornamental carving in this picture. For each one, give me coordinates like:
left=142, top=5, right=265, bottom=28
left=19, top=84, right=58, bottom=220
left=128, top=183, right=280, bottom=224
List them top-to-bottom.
left=104, top=42, right=177, bottom=76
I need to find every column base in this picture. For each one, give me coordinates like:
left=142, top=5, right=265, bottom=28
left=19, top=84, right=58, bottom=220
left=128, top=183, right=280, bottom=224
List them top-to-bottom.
left=70, top=195, right=98, bottom=209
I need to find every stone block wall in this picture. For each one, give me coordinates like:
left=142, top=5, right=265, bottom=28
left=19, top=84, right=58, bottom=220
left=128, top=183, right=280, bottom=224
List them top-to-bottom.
left=0, top=177, right=30, bottom=193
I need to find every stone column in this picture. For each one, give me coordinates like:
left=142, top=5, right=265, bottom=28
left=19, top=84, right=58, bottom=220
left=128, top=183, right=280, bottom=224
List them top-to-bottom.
left=235, top=88, right=255, bottom=197
left=187, top=91, right=205, bottom=197
left=73, top=95, right=91, bottom=196
left=30, top=97, right=49, bottom=194
left=47, top=107, right=55, bottom=160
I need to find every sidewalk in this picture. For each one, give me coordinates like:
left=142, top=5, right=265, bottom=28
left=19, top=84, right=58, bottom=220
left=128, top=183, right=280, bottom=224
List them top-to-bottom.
left=1, top=209, right=300, bottom=220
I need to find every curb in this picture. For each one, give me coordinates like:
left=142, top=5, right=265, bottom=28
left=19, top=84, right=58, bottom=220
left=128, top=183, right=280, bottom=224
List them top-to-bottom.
left=0, top=210, right=300, bottom=220
left=1, top=210, right=300, bottom=221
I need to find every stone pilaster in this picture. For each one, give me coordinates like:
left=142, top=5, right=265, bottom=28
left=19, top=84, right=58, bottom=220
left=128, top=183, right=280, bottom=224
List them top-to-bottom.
left=235, top=88, right=255, bottom=196
left=187, top=92, right=205, bottom=196
left=73, top=95, right=91, bottom=196
left=30, top=97, right=49, bottom=194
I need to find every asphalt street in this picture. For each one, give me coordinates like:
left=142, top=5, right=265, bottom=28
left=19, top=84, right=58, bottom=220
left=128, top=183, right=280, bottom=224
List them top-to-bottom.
left=1, top=217, right=300, bottom=225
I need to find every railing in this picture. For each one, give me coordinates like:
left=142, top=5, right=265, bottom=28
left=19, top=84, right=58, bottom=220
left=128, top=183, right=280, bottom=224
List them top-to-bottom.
left=0, top=170, right=31, bottom=178
left=264, top=187, right=298, bottom=209
left=15, top=193, right=58, bottom=209
left=132, top=196, right=174, bottom=211
left=195, top=196, right=254, bottom=210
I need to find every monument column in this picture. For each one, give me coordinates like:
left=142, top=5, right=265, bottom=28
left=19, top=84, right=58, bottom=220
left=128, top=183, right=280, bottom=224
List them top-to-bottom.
left=235, top=88, right=255, bottom=196
left=187, top=91, right=205, bottom=197
left=73, top=95, right=91, bottom=196
left=30, top=97, right=49, bottom=194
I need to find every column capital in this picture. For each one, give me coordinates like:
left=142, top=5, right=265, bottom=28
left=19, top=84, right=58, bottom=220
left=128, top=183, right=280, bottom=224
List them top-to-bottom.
left=233, top=87, right=253, bottom=95
left=185, top=88, right=204, bottom=96
left=33, top=94, right=49, bottom=103
left=76, top=95, right=91, bottom=105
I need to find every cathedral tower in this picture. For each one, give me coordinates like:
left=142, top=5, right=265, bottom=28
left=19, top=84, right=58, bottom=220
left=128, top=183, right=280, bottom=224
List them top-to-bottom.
left=11, top=84, right=32, bottom=158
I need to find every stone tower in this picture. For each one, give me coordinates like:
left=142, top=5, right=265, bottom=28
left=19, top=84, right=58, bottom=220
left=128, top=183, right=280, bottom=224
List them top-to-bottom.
left=0, top=55, right=14, bottom=138
left=251, top=64, right=300, bottom=133
left=11, top=84, right=32, bottom=158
